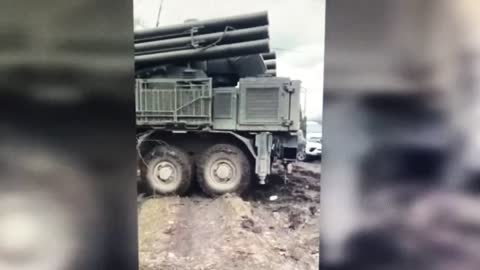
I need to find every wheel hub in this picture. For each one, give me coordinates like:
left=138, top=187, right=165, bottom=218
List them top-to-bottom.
left=212, top=160, right=235, bottom=183
left=154, top=162, right=177, bottom=183
left=159, top=167, right=173, bottom=180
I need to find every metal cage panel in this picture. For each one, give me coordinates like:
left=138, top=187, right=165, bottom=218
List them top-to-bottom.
left=135, top=78, right=212, bottom=127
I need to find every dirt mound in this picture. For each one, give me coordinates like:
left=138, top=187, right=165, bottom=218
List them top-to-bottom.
left=139, top=192, right=319, bottom=270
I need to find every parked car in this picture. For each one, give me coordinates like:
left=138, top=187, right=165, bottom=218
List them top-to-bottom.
left=297, top=121, right=322, bottom=161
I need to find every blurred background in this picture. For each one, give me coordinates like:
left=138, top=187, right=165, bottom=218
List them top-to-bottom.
left=322, top=0, right=480, bottom=269
left=0, top=1, right=137, bottom=270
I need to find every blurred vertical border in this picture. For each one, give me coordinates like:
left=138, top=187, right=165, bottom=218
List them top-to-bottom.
left=323, top=0, right=480, bottom=269
left=0, top=1, right=137, bottom=270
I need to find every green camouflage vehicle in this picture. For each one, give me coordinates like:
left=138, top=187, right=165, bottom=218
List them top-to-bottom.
left=135, top=12, right=301, bottom=196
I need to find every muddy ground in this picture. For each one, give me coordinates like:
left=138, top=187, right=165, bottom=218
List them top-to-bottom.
left=137, top=160, right=321, bottom=270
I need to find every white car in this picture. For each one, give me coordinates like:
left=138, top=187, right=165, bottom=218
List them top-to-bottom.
left=297, top=121, right=322, bottom=161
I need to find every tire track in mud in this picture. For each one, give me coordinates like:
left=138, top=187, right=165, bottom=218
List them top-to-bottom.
left=167, top=195, right=258, bottom=269
left=138, top=196, right=182, bottom=270
left=140, top=196, right=234, bottom=270
left=170, top=197, right=228, bottom=261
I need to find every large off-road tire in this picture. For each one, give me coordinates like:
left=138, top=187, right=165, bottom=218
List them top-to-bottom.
left=197, top=144, right=251, bottom=197
left=141, top=145, right=192, bottom=196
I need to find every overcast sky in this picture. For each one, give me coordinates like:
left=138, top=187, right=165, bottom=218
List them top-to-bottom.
left=134, top=0, right=325, bottom=119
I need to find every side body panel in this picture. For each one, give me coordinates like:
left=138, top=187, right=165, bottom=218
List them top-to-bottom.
left=236, top=77, right=300, bottom=132
left=212, top=87, right=238, bottom=130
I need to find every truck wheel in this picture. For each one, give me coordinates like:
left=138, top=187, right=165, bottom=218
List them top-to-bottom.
left=197, top=144, right=251, bottom=197
left=141, top=145, right=192, bottom=195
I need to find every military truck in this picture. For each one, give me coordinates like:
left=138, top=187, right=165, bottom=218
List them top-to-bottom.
left=135, top=12, right=301, bottom=196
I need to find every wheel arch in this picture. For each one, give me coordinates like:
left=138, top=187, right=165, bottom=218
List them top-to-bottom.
left=136, top=129, right=257, bottom=163
left=207, top=130, right=257, bottom=161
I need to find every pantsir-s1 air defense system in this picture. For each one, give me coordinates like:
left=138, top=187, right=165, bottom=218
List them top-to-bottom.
left=135, top=11, right=301, bottom=196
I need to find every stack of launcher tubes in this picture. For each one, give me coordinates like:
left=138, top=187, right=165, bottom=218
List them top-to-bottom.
left=134, top=11, right=277, bottom=79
